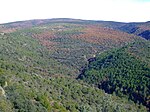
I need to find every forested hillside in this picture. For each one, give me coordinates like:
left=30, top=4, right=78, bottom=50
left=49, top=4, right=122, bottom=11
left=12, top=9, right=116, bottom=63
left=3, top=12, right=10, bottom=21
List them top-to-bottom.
left=0, top=18, right=149, bottom=111
left=0, top=19, right=138, bottom=76
left=79, top=40, right=150, bottom=109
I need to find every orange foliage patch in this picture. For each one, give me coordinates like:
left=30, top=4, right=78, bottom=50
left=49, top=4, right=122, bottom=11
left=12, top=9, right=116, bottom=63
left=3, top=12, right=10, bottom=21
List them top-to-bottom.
left=32, top=24, right=135, bottom=51
left=72, top=25, right=134, bottom=45
left=0, top=28, right=18, bottom=33
left=32, top=31, right=58, bottom=49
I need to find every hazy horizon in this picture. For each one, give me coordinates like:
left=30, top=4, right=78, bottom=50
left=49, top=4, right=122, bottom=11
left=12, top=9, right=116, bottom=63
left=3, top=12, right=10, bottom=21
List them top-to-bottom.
left=0, top=0, right=150, bottom=24
left=0, top=17, right=150, bottom=25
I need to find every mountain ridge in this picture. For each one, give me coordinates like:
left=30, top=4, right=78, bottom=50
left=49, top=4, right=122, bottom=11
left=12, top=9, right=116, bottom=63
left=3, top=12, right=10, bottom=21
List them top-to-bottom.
left=1, top=18, right=150, bottom=40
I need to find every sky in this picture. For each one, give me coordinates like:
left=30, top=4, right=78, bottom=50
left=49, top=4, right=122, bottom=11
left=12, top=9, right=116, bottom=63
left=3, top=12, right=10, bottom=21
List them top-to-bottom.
left=0, top=0, right=150, bottom=24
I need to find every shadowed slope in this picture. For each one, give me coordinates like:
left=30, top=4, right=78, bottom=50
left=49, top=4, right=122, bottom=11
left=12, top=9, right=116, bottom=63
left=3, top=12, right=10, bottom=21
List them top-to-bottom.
left=78, top=40, right=150, bottom=109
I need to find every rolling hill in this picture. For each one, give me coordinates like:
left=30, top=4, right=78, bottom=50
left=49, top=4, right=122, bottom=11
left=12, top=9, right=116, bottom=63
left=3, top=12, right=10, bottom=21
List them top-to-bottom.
left=0, top=18, right=140, bottom=76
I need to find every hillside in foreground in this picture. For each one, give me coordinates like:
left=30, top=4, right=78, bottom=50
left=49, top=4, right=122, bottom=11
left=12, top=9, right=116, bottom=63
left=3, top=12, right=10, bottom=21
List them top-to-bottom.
left=0, top=18, right=149, bottom=111
left=0, top=67, right=147, bottom=112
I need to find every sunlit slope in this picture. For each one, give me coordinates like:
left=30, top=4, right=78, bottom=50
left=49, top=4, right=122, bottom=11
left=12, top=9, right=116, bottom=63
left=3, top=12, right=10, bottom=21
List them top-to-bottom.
left=0, top=19, right=139, bottom=76
left=32, top=23, right=137, bottom=70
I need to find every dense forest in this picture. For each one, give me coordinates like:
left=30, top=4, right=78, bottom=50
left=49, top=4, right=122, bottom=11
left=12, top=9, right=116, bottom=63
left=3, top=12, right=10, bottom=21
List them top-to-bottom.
left=0, top=18, right=150, bottom=111
left=79, top=40, right=150, bottom=109
left=1, top=67, right=147, bottom=112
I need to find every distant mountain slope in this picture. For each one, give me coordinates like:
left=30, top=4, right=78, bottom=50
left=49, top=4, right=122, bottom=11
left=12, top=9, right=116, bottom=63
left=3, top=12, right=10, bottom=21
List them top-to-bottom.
left=0, top=18, right=86, bottom=33
left=1, top=18, right=150, bottom=42
left=1, top=18, right=150, bottom=40
left=0, top=19, right=139, bottom=76
left=96, top=21, right=150, bottom=40
left=117, top=22, right=150, bottom=40
left=78, top=40, right=150, bottom=109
